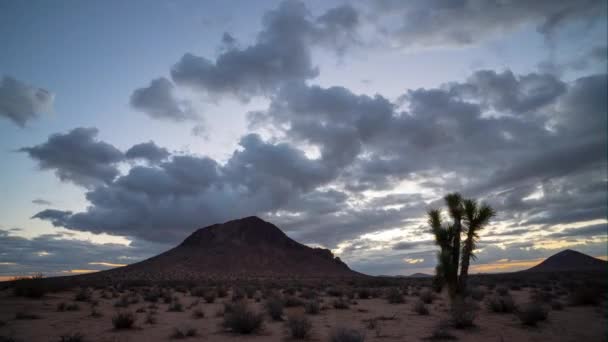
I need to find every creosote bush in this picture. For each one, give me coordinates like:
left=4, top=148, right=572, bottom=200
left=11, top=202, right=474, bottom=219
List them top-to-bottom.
left=386, top=288, right=405, bottom=304
left=419, top=289, right=434, bottom=304
left=486, top=294, right=515, bottom=313
left=265, top=297, right=284, bottom=321
left=332, top=297, right=350, bottom=309
left=450, top=298, right=476, bottom=329
left=304, top=300, right=320, bottom=315
left=413, top=300, right=429, bottom=315
left=222, top=302, right=263, bottom=334
left=517, top=302, right=548, bottom=326
left=112, top=311, right=136, bottom=330
left=286, top=315, right=312, bottom=339
left=170, top=326, right=197, bottom=339
left=330, top=327, right=365, bottom=342
left=58, top=332, right=85, bottom=342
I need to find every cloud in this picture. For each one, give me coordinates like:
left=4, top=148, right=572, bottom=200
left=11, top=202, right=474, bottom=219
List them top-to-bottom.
left=370, top=0, right=607, bottom=48
left=170, top=1, right=359, bottom=101
left=0, top=76, right=54, bottom=127
left=130, top=77, right=196, bottom=121
left=19, top=127, right=124, bottom=188
left=125, top=141, right=170, bottom=164
left=32, top=199, right=52, bottom=206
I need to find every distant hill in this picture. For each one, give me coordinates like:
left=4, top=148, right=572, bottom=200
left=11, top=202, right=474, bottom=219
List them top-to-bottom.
left=75, top=216, right=363, bottom=282
left=524, top=249, right=607, bottom=272
left=408, top=273, right=432, bottom=278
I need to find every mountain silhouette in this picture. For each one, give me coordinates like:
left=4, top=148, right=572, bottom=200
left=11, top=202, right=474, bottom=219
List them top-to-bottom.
left=85, top=216, right=362, bottom=282
left=525, top=249, right=607, bottom=272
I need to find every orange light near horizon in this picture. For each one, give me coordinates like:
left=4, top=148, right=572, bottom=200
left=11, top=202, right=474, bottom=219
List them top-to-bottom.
left=88, top=262, right=127, bottom=267
left=62, top=269, right=99, bottom=274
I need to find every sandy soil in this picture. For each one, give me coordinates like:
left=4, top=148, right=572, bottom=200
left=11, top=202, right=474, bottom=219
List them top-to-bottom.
left=0, top=286, right=605, bottom=342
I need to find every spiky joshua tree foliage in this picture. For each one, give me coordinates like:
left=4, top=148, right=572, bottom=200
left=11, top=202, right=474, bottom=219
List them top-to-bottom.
left=428, top=192, right=495, bottom=300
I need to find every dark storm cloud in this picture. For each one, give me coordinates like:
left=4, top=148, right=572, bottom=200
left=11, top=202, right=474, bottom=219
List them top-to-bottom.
left=370, top=0, right=607, bottom=48
left=170, top=1, right=358, bottom=101
left=28, top=70, right=608, bottom=252
left=450, top=70, right=566, bottom=114
left=0, top=76, right=54, bottom=127
left=130, top=77, right=196, bottom=121
left=19, top=127, right=124, bottom=188
left=32, top=133, right=335, bottom=243
left=125, top=141, right=170, bottom=164
left=548, top=223, right=607, bottom=239
left=0, top=229, right=168, bottom=277
left=392, top=240, right=434, bottom=251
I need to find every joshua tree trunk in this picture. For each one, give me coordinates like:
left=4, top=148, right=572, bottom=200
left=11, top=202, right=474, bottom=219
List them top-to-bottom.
left=458, top=233, right=474, bottom=294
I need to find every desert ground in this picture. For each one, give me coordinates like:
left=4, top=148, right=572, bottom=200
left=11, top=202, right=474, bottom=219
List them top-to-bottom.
left=0, top=274, right=606, bottom=342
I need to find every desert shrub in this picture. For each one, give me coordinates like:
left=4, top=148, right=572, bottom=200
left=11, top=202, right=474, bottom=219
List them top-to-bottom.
left=12, top=276, right=47, bottom=299
left=510, top=284, right=522, bottom=291
left=217, top=286, right=228, bottom=298
left=469, top=286, right=485, bottom=301
left=495, top=286, right=509, bottom=296
left=569, top=286, right=602, bottom=306
left=245, top=287, right=257, bottom=299
left=327, top=287, right=344, bottom=297
left=74, top=288, right=92, bottom=302
left=143, top=288, right=161, bottom=302
left=232, top=288, right=246, bottom=302
left=386, top=288, right=405, bottom=304
left=300, top=289, right=318, bottom=300
left=419, top=289, right=434, bottom=304
left=532, top=290, right=555, bottom=303
left=486, top=294, right=515, bottom=313
left=114, top=295, right=130, bottom=308
left=284, top=295, right=304, bottom=307
left=265, top=297, right=284, bottom=321
left=332, top=297, right=350, bottom=309
left=450, top=298, right=476, bottom=329
left=167, top=300, right=183, bottom=312
left=305, top=300, right=320, bottom=315
left=413, top=300, right=429, bottom=315
left=551, top=301, right=564, bottom=311
left=57, top=302, right=80, bottom=312
left=222, top=302, right=263, bottom=334
left=517, top=302, right=548, bottom=326
left=136, top=306, right=146, bottom=313
left=90, top=307, right=103, bottom=317
left=192, top=307, right=205, bottom=319
left=112, top=311, right=136, bottom=329
left=15, top=312, right=41, bottom=320
left=145, top=312, right=157, bottom=325
left=286, top=315, right=312, bottom=339
left=429, top=320, right=456, bottom=340
left=170, top=326, right=197, bottom=339
left=330, top=327, right=365, bottom=342
left=58, top=332, right=85, bottom=342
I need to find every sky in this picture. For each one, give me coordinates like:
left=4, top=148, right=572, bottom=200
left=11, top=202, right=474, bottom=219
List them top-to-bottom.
left=0, top=0, right=607, bottom=278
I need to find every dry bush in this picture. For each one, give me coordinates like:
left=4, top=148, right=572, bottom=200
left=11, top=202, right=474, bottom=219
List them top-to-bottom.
left=495, top=286, right=509, bottom=296
left=569, top=286, right=603, bottom=306
left=386, top=288, right=405, bottom=304
left=420, top=289, right=435, bottom=304
left=486, top=294, right=515, bottom=313
left=265, top=297, right=284, bottom=321
left=332, top=297, right=350, bottom=309
left=450, top=298, right=476, bottom=329
left=167, top=299, right=183, bottom=312
left=413, top=299, right=429, bottom=315
left=305, top=300, right=320, bottom=315
left=57, top=302, right=80, bottom=312
left=222, top=302, right=264, bottom=334
left=517, top=302, right=548, bottom=326
left=192, top=307, right=205, bottom=319
left=112, top=311, right=136, bottom=330
left=15, top=312, right=41, bottom=320
left=286, top=315, right=312, bottom=339
left=428, top=320, right=456, bottom=340
left=170, top=326, right=197, bottom=339
left=330, top=327, right=365, bottom=342
left=58, top=332, right=85, bottom=342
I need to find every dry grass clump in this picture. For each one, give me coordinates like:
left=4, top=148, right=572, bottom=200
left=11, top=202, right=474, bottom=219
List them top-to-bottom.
left=386, top=287, right=405, bottom=304
left=419, top=289, right=435, bottom=304
left=486, top=294, right=516, bottom=313
left=265, top=296, right=284, bottom=321
left=332, top=297, right=350, bottom=309
left=450, top=298, right=476, bottom=329
left=167, top=299, right=184, bottom=312
left=413, top=299, right=430, bottom=315
left=304, top=300, right=320, bottom=314
left=57, top=302, right=80, bottom=312
left=222, top=302, right=264, bottom=334
left=517, top=302, right=548, bottom=326
left=192, top=307, right=205, bottom=319
left=112, top=311, right=136, bottom=330
left=286, top=315, right=313, bottom=339
left=427, top=320, right=457, bottom=340
left=170, top=326, right=197, bottom=339
left=330, top=327, right=365, bottom=342
left=58, top=332, right=85, bottom=342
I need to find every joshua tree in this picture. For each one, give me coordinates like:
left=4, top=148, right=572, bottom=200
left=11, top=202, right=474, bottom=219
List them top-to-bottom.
left=428, top=193, right=495, bottom=300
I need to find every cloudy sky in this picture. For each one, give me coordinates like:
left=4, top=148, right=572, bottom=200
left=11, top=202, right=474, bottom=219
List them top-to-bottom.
left=1, top=0, right=607, bottom=278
